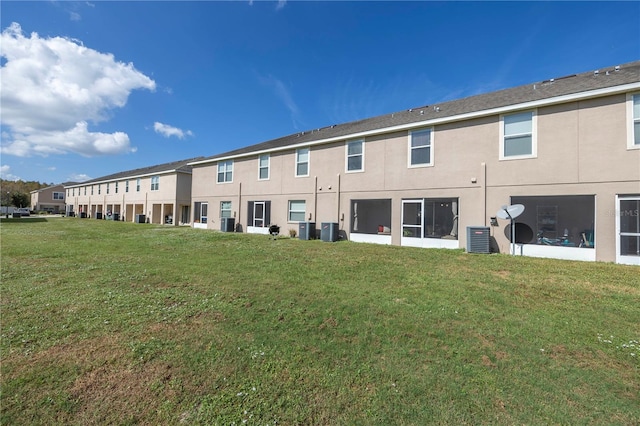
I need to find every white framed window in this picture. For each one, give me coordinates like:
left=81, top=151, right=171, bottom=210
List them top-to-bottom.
left=628, top=93, right=640, bottom=150
left=500, top=111, right=537, bottom=159
left=408, top=128, right=433, bottom=167
left=346, top=139, right=364, bottom=172
left=296, top=148, right=309, bottom=177
left=258, top=154, right=270, bottom=180
left=217, top=160, right=233, bottom=183
left=151, top=176, right=159, bottom=191
left=136, top=178, right=141, bottom=192
left=125, top=180, right=129, bottom=193
left=115, top=182, right=119, bottom=194
left=106, top=183, right=110, bottom=194
left=91, top=185, right=94, bottom=196
left=98, top=185, right=101, bottom=195
left=83, top=187, right=86, bottom=196
left=72, top=188, right=75, bottom=196
left=53, top=192, right=64, bottom=200
left=288, top=200, right=306, bottom=222
left=220, top=201, right=232, bottom=219
left=194, top=202, right=208, bottom=224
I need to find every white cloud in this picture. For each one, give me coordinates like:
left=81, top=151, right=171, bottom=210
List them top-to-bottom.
left=276, top=0, right=287, bottom=10
left=70, top=12, right=81, bottom=22
left=0, top=22, right=155, bottom=158
left=3, top=122, right=136, bottom=157
left=153, top=122, right=193, bottom=139
left=0, top=165, right=21, bottom=181
left=68, top=173, right=92, bottom=182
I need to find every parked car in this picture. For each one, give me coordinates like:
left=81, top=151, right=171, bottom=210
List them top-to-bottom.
left=16, top=208, right=30, bottom=216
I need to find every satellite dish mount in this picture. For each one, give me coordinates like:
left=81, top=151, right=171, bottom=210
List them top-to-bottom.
left=496, top=204, right=525, bottom=255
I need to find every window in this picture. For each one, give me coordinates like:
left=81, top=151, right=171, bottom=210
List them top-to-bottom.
left=629, top=94, right=640, bottom=149
left=501, top=111, right=536, bottom=159
left=408, top=129, right=432, bottom=167
left=346, top=140, right=364, bottom=172
left=296, top=148, right=309, bottom=177
left=258, top=154, right=270, bottom=180
left=217, top=160, right=233, bottom=183
left=151, top=176, right=159, bottom=191
left=136, top=178, right=141, bottom=192
left=126, top=180, right=129, bottom=193
left=115, top=182, right=119, bottom=194
left=106, top=183, right=110, bottom=194
left=91, top=185, right=94, bottom=196
left=98, top=185, right=101, bottom=195
left=83, top=187, right=86, bottom=196
left=72, top=188, right=75, bottom=196
left=53, top=192, right=64, bottom=200
left=511, top=195, right=595, bottom=248
left=288, top=200, right=306, bottom=222
left=220, top=201, right=232, bottom=219
left=247, top=201, right=271, bottom=227
left=194, top=202, right=208, bottom=224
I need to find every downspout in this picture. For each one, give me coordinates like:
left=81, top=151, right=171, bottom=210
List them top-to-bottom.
left=481, top=162, right=487, bottom=226
left=337, top=173, right=341, bottom=226
left=313, top=176, right=318, bottom=222
left=238, top=182, right=242, bottom=231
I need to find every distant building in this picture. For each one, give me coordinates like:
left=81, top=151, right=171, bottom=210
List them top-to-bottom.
left=64, top=158, right=202, bottom=224
left=30, top=184, right=69, bottom=213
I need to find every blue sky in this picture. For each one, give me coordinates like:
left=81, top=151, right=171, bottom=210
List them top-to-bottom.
left=1, top=1, right=639, bottom=184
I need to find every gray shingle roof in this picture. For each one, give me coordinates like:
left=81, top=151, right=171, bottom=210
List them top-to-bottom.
left=193, top=60, right=640, bottom=164
left=66, top=157, right=204, bottom=188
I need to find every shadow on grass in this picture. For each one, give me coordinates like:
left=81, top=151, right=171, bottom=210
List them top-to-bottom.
left=0, top=217, right=49, bottom=224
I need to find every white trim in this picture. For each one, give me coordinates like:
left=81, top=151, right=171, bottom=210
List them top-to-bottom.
left=189, top=82, right=640, bottom=166
left=627, top=93, right=640, bottom=150
left=499, top=110, right=537, bottom=160
left=407, top=128, right=434, bottom=168
left=345, top=139, right=365, bottom=173
left=295, top=147, right=310, bottom=178
left=258, top=153, right=270, bottom=180
left=217, top=160, right=234, bottom=184
left=616, top=194, right=640, bottom=265
left=247, top=226, right=270, bottom=235
left=350, top=233, right=392, bottom=245
left=401, top=237, right=459, bottom=249
left=519, top=244, right=596, bottom=262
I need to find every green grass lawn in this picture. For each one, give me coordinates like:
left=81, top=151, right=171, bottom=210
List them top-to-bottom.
left=1, top=218, right=639, bottom=425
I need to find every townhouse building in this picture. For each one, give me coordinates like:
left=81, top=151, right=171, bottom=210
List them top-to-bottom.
left=189, top=61, right=640, bottom=265
left=65, top=158, right=202, bottom=225
left=30, top=183, right=68, bottom=213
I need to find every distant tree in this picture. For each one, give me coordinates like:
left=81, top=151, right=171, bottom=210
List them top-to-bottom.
left=1, top=179, right=50, bottom=206
left=11, top=192, right=30, bottom=208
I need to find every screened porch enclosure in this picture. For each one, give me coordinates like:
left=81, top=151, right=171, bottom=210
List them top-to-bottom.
left=349, top=199, right=392, bottom=245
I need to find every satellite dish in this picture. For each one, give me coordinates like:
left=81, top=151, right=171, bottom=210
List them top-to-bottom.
left=495, top=204, right=526, bottom=255
left=496, top=204, right=525, bottom=220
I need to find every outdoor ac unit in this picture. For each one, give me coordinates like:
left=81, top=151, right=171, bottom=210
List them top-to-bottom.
left=220, top=217, right=235, bottom=232
left=298, top=222, right=316, bottom=240
left=321, top=222, right=339, bottom=242
left=467, top=226, right=490, bottom=254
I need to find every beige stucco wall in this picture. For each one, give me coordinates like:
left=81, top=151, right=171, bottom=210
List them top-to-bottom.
left=191, top=91, right=640, bottom=263
left=67, top=172, right=192, bottom=224
left=31, top=185, right=66, bottom=212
